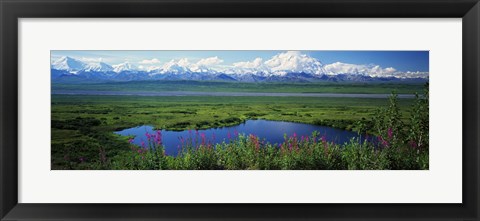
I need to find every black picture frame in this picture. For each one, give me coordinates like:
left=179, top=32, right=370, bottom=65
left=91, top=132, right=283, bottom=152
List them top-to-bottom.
left=1, top=0, right=479, bottom=220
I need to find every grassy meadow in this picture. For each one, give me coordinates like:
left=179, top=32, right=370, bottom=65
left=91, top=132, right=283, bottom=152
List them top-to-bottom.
left=52, top=80, right=425, bottom=94
left=51, top=82, right=429, bottom=170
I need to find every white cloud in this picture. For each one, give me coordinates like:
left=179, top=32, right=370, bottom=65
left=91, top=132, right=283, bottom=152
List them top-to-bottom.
left=196, top=56, right=223, bottom=66
left=139, top=58, right=161, bottom=64
left=229, top=58, right=269, bottom=75
left=233, top=58, right=263, bottom=69
left=323, top=62, right=429, bottom=78
left=324, top=62, right=397, bottom=77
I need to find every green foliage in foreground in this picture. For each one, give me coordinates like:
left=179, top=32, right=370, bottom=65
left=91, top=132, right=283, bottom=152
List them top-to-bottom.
left=69, top=85, right=429, bottom=170
left=104, top=133, right=428, bottom=170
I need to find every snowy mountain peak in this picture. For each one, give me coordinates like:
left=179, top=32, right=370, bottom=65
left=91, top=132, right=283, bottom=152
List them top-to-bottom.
left=231, top=51, right=327, bottom=76
left=265, top=51, right=326, bottom=76
left=50, top=52, right=429, bottom=82
left=51, top=56, right=86, bottom=73
left=153, top=59, right=191, bottom=75
left=84, top=62, right=113, bottom=72
left=113, top=62, right=137, bottom=73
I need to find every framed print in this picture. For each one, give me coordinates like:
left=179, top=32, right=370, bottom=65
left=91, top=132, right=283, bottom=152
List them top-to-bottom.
left=1, top=0, right=479, bottom=220
left=49, top=49, right=430, bottom=171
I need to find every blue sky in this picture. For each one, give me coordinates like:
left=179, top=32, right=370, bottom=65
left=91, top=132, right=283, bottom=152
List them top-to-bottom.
left=51, top=50, right=429, bottom=72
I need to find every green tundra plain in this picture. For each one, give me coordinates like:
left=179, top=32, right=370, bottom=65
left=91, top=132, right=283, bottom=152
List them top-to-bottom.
left=52, top=80, right=425, bottom=94
left=51, top=81, right=429, bottom=170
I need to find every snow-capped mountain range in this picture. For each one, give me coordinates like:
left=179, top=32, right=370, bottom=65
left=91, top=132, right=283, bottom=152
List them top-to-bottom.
left=51, top=51, right=429, bottom=83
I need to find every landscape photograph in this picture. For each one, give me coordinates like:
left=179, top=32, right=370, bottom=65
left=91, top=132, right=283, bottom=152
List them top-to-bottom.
left=51, top=50, right=429, bottom=170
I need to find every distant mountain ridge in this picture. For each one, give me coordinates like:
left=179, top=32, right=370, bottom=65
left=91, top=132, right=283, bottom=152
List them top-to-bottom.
left=51, top=56, right=429, bottom=84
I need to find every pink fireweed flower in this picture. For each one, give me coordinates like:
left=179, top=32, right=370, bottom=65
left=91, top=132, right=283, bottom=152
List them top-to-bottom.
left=387, top=128, right=393, bottom=139
left=155, top=130, right=162, bottom=140
left=154, top=131, right=162, bottom=145
left=145, top=132, right=152, bottom=140
left=227, top=132, right=231, bottom=140
left=293, top=132, right=297, bottom=138
left=200, top=133, right=206, bottom=146
left=249, top=134, right=260, bottom=151
left=321, top=135, right=327, bottom=143
left=322, top=136, right=328, bottom=153
left=377, top=136, right=389, bottom=147
left=128, top=138, right=134, bottom=143
left=382, top=140, right=388, bottom=146
left=141, top=141, right=146, bottom=148
left=279, top=143, right=285, bottom=153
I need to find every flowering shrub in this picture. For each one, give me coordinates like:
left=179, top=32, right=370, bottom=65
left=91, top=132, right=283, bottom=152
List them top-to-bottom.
left=110, top=129, right=427, bottom=170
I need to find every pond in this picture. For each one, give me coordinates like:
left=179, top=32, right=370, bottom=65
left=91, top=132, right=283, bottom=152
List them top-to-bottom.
left=114, top=119, right=368, bottom=156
